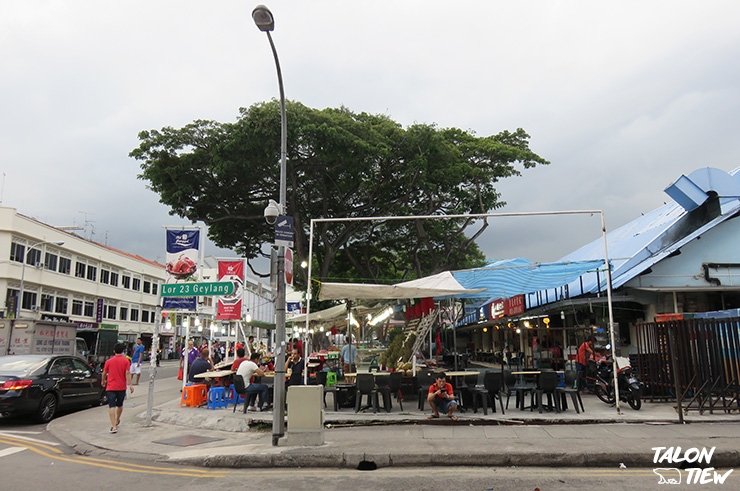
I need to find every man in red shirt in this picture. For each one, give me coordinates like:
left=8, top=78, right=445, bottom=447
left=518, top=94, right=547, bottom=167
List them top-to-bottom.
left=576, top=336, right=596, bottom=393
left=102, top=343, right=133, bottom=433
left=427, top=372, right=458, bottom=421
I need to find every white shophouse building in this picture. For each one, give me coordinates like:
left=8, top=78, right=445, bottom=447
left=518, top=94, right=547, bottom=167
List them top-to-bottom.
left=0, top=207, right=166, bottom=345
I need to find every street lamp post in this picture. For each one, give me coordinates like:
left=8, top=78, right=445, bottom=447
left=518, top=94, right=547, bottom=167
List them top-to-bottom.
left=253, top=4, right=288, bottom=446
left=16, top=240, right=65, bottom=319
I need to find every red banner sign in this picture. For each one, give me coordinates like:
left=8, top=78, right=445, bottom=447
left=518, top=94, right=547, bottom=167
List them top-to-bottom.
left=217, top=261, right=244, bottom=320
left=504, top=295, right=525, bottom=317
left=489, top=299, right=505, bottom=319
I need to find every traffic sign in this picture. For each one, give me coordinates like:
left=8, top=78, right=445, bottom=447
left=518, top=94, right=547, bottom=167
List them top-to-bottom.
left=275, top=215, right=294, bottom=248
left=285, top=248, right=294, bottom=287
left=161, top=282, right=234, bottom=297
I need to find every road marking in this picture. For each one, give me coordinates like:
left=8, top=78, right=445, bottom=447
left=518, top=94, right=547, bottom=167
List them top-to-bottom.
left=0, top=430, right=42, bottom=435
left=0, top=431, right=59, bottom=446
left=0, top=436, right=228, bottom=478
left=0, top=447, right=26, bottom=458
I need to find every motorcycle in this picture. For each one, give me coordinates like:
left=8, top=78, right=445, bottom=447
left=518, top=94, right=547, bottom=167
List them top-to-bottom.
left=592, top=352, right=644, bottom=410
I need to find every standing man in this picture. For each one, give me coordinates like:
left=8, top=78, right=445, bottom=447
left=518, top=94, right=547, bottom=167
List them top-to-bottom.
left=246, top=336, right=255, bottom=356
left=340, top=336, right=360, bottom=375
left=576, top=336, right=596, bottom=393
left=129, top=338, right=145, bottom=385
left=180, top=340, right=199, bottom=372
left=102, top=343, right=133, bottom=433
left=285, top=347, right=304, bottom=386
left=427, top=372, right=458, bottom=421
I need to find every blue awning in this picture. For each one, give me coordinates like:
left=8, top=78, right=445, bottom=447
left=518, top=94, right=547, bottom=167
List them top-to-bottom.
left=450, top=258, right=607, bottom=301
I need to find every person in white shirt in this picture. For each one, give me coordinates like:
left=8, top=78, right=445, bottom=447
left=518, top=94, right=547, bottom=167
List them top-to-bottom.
left=236, top=352, right=268, bottom=411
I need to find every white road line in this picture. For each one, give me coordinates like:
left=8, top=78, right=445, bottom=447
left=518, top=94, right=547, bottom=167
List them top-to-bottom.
left=0, top=430, right=42, bottom=435
left=0, top=431, right=59, bottom=446
left=0, top=447, right=27, bottom=458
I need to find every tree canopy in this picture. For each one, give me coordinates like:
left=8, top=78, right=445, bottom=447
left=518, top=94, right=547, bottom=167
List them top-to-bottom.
left=131, top=101, right=549, bottom=288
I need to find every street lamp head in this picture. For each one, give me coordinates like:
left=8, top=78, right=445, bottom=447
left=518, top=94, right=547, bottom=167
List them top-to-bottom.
left=252, top=5, right=275, bottom=32
left=264, top=199, right=280, bottom=225
left=52, top=241, right=64, bottom=246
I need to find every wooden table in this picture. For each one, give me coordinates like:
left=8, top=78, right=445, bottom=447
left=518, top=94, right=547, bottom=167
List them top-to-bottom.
left=214, top=361, right=232, bottom=370
left=193, top=369, right=234, bottom=379
left=443, top=371, right=479, bottom=377
left=343, top=372, right=391, bottom=377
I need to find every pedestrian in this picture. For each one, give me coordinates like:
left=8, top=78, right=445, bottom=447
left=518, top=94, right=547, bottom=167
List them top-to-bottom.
left=340, top=335, right=360, bottom=376
left=576, top=336, right=596, bottom=393
left=129, top=337, right=145, bottom=385
left=101, top=343, right=133, bottom=433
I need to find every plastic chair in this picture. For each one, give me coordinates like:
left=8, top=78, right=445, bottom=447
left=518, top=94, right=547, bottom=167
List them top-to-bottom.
left=555, top=369, right=584, bottom=413
left=417, top=370, right=435, bottom=411
left=504, top=370, right=534, bottom=411
left=317, top=371, right=338, bottom=411
left=535, top=371, right=561, bottom=414
left=326, top=372, right=338, bottom=387
left=388, top=372, right=403, bottom=411
left=474, top=372, right=505, bottom=415
left=355, top=373, right=379, bottom=413
left=457, top=373, right=480, bottom=412
left=232, top=375, right=250, bottom=413
left=375, top=375, right=392, bottom=412
left=180, top=384, right=207, bottom=407
left=227, top=385, right=245, bottom=407
left=207, top=387, right=228, bottom=410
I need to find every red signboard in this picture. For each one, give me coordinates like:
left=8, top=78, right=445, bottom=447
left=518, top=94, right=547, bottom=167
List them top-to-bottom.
left=217, top=261, right=244, bottom=320
left=504, top=295, right=525, bottom=317
left=489, top=299, right=505, bottom=319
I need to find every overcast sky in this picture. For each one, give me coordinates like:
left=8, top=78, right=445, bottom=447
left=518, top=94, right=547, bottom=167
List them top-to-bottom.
left=2, top=1, right=740, bottom=277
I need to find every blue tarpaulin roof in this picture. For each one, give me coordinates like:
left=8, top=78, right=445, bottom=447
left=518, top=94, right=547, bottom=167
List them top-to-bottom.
left=450, top=258, right=607, bottom=301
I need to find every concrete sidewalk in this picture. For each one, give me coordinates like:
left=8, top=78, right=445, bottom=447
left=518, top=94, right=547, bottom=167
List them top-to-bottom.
left=46, top=381, right=740, bottom=469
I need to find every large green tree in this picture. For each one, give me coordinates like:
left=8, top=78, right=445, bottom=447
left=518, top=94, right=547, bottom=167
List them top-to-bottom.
left=131, top=101, right=548, bottom=287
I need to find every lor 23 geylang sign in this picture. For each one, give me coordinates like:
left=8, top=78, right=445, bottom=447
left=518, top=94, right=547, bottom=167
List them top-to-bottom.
left=163, top=230, right=200, bottom=310
left=217, top=261, right=244, bottom=320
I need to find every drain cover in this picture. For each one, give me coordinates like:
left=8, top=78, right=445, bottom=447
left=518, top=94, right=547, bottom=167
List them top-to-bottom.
left=152, top=435, right=224, bottom=447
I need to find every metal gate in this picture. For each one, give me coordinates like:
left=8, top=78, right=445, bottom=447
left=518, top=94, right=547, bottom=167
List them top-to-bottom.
left=634, top=317, right=740, bottom=415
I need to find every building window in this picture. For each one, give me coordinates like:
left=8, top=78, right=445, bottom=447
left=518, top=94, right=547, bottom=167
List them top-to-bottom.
left=10, top=242, right=25, bottom=263
left=27, top=248, right=42, bottom=266
left=44, top=253, right=58, bottom=272
left=59, top=257, right=71, bottom=275
left=75, top=261, right=86, bottom=278
left=86, top=265, right=97, bottom=282
left=100, top=269, right=110, bottom=285
left=110, top=272, right=119, bottom=287
left=122, top=275, right=131, bottom=289
left=132, top=278, right=141, bottom=291
left=143, top=280, right=151, bottom=294
left=152, top=283, right=158, bottom=295
left=22, top=291, right=37, bottom=310
left=40, top=294, right=54, bottom=312
left=55, top=297, right=68, bottom=314
left=72, top=299, right=83, bottom=316
left=83, top=301, right=95, bottom=317
left=106, top=305, right=117, bottom=319
left=119, top=307, right=128, bottom=321
left=130, top=309, right=139, bottom=322
left=142, top=310, right=150, bottom=323
left=151, top=311, right=157, bottom=324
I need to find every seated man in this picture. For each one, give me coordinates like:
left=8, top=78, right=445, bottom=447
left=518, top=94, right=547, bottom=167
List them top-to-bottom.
left=231, top=347, right=249, bottom=371
left=188, top=348, right=213, bottom=385
left=285, top=348, right=305, bottom=387
left=236, top=352, right=269, bottom=411
left=427, top=372, right=458, bottom=421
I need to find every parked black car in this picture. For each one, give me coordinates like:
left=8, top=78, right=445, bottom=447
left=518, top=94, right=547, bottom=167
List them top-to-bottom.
left=0, top=354, right=106, bottom=423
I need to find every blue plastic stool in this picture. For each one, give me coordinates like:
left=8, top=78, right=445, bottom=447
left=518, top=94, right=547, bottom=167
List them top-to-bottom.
left=227, top=385, right=245, bottom=407
left=207, top=387, right=228, bottom=410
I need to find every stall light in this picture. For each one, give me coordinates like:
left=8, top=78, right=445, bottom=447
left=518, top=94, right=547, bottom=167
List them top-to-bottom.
left=368, top=307, right=394, bottom=326
left=245, top=312, right=253, bottom=323
left=349, top=313, right=360, bottom=328
left=543, top=317, right=551, bottom=328
left=182, top=318, right=190, bottom=329
left=194, top=318, right=200, bottom=327
left=165, top=319, right=172, bottom=330
left=524, top=321, right=531, bottom=328
left=210, top=322, right=217, bottom=331
left=197, top=325, right=203, bottom=332
left=319, top=326, right=324, bottom=332
left=483, top=327, right=488, bottom=333
left=221, top=328, right=226, bottom=335
left=516, top=328, right=521, bottom=334
left=231, top=329, right=236, bottom=336
left=309, top=329, right=314, bottom=335
left=326, top=332, right=331, bottom=337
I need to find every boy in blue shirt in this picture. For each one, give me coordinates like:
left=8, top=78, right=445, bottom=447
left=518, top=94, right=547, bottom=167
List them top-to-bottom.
left=130, top=338, right=146, bottom=385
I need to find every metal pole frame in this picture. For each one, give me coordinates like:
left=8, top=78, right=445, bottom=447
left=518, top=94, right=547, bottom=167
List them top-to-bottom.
left=302, top=209, right=619, bottom=413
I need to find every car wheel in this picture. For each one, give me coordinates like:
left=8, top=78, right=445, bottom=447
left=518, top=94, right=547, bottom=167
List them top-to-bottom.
left=99, top=391, right=108, bottom=407
left=37, top=393, right=57, bottom=423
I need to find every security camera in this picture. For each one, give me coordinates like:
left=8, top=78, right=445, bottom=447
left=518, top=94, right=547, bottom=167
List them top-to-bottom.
left=264, top=199, right=280, bottom=225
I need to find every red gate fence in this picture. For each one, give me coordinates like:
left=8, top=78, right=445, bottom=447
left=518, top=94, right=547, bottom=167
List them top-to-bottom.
left=634, top=317, right=740, bottom=415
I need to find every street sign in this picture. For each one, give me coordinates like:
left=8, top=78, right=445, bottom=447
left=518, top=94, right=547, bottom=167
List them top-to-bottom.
left=275, top=215, right=294, bottom=248
left=285, top=247, right=294, bottom=287
left=160, top=282, right=234, bottom=297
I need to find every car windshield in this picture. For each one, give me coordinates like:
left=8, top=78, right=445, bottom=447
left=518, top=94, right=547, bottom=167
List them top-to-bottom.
left=0, top=356, right=49, bottom=376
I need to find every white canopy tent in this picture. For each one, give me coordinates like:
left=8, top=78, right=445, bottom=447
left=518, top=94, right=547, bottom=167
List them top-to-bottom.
left=319, top=271, right=486, bottom=301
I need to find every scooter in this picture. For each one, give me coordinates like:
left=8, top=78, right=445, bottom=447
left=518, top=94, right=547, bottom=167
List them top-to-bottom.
left=592, top=350, right=644, bottom=410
